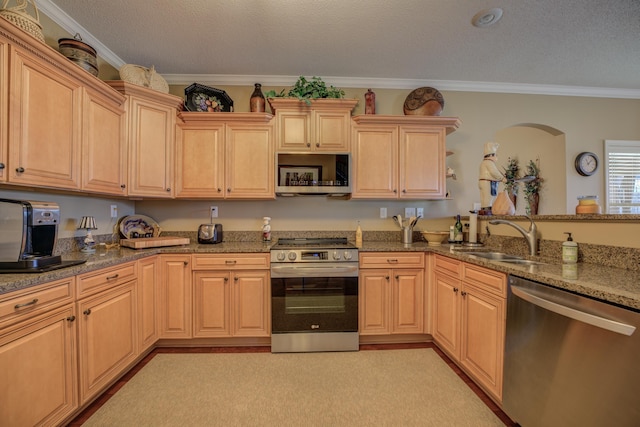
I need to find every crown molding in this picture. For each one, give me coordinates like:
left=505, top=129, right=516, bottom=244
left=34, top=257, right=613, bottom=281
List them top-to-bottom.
left=38, top=0, right=126, bottom=69
left=40, top=0, right=640, bottom=99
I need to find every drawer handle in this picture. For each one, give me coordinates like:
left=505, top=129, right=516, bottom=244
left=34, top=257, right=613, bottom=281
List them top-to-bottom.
left=387, top=259, right=399, bottom=263
left=225, top=260, right=237, bottom=265
left=106, top=274, right=119, bottom=280
left=14, top=298, right=38, bottom=309
left=83, top=309, right=92, bottom=315
left=66, top=315, right=76, bottom=322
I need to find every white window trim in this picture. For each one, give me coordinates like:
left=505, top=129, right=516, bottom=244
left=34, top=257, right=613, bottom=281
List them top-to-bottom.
left=604, top=140, right=640, bottom=214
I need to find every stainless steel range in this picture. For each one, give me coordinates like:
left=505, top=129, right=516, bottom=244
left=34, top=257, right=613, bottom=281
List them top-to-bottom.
left=270, top=238, right=359, bottom=353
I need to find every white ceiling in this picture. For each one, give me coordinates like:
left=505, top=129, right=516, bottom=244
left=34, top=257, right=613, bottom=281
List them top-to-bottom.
left=40, top=0, right=640, bottom=98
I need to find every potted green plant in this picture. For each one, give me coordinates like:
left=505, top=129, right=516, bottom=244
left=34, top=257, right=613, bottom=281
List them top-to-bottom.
left=264, top=76, right=346, bottom=105
left=502, top=157, right=521, bottom=208
left=524, top=158, right=543, bottom=215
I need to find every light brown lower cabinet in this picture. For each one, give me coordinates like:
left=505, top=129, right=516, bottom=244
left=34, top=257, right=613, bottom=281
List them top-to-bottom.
left=359, top=252, right=425, bottom=335
left=192, top=253, right=271, bottom=338
left=159, top=254, right=192, bottom=338
left=432, top=254, right=506, bottom=402
left=138, top=256, right=159, bottom=352
left=76, top=280, right=137, bottom=405
left=0, top=303, right=78, bottom=426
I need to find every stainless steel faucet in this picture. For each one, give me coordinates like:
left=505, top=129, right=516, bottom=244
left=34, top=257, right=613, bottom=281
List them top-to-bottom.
left=488, top=216, right=538, bottom=256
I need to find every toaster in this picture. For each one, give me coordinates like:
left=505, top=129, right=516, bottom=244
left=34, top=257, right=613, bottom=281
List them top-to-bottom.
left=198, top=223, right=223, bottom=244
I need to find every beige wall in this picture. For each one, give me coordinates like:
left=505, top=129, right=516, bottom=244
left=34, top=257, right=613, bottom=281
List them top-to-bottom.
left=3, top=17, right=638, bottom=248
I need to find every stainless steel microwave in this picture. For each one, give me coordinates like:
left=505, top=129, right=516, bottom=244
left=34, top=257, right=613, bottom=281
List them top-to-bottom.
left=275, top=153, right=351, bottom=196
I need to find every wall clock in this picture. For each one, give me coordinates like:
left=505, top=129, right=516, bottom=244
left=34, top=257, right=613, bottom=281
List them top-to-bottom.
left=575, top=152, right=598, bottom=176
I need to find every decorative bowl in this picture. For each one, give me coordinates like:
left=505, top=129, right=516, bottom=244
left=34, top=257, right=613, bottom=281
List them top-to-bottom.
left=421, top=231, right=449, bottom=246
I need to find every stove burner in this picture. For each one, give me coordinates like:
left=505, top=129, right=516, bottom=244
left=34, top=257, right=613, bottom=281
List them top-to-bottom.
left=272, top=237, right=356, bottom=249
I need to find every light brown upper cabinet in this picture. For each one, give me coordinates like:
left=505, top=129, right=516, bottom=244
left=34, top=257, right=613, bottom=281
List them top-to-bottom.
left=108, top=81, right=183, bottom=198
left=269, top=98, right=357, bottom=153
left=176, top=112, right=274, bottom=199
left=351, top=116, right=460, bottom=200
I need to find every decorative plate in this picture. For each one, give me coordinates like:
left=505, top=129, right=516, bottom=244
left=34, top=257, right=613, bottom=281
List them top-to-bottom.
left=184, top=83, right=234, bottom=112
left=403, top=87, right=445, bottom=116
left=119, top=215, right=161, bottom=239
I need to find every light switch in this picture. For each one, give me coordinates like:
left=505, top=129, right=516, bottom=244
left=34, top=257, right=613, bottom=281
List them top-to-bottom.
left=380, top=207, right=387, bottom=219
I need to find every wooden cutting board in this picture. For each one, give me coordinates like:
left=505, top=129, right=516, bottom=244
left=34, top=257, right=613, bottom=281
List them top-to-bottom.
left=120, top=236, right=190, bottom=249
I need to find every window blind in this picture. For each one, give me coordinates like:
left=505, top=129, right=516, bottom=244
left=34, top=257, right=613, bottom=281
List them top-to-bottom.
left=605, top=140, right=640, bottom=214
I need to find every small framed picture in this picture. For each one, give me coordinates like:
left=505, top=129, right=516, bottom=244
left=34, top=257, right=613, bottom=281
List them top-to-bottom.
left=278, top=165, right=322, bottom=186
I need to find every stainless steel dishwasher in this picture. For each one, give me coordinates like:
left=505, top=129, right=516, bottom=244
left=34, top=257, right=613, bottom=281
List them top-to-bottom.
left=504, top=275, right=640, bottom=427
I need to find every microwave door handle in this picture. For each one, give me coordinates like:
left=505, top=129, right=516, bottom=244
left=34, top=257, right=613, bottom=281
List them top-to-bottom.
left=511, top=284, right=636, bottom=336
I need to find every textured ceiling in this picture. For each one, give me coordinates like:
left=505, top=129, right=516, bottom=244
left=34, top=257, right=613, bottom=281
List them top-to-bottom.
left=44, top=0, right=640, bottom=93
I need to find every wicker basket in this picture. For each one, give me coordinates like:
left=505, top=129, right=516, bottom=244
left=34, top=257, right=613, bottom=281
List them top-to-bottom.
left=0, top=0, right=44, bottom=42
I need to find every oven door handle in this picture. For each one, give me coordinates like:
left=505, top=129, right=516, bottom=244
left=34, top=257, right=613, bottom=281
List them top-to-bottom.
left=270, top=264, right=359, bottom=278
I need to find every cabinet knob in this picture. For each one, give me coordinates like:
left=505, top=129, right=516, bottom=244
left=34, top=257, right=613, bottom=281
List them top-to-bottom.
left=306, top=143, right=311, bottom=147
left=315, top=143, right=320, bottom=148
left=0, top=162, right=5, bottom=169
left=16, top=167, right=25, bottom=173
left=120, top=184, right=126, bottom=189
left=166, top=188, right=171, bottom=192
left=217, top=188, right=222, bottom=192
left=227, top=188, right=231, bottom=192
left=393, top=189, right=397, bottom=193
left=402, top=189, right=407, bottom=193
left=183, top=261, right=189, bottom=266
left=395, top=275, right=399, bottom=280
left=234, top=276, right=239, bottom=282
left=385, top=276, right=390, bottom=280
left=224, top=277, right=228, bottom=282
left=453, top=287, right=459, bottom=293
left=461, top=291, right=467, bottom=297
left=83, top=309, right=92, bottom=316
left=66, top=315, right=76, bottom=322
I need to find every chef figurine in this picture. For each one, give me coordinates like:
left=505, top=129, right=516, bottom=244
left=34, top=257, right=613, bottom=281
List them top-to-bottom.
left=478, top=141, right=505, bottom=214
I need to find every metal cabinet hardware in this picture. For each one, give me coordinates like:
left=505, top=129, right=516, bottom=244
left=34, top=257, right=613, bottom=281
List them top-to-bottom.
left=14, top=298, right=38, bottom=309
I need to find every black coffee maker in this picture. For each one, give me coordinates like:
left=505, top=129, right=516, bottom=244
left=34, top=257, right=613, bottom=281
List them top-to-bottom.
left=0, top=199, right=85, bottom=272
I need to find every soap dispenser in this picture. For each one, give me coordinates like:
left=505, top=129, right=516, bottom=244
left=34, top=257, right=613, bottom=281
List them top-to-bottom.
left=355, top=221, right=363, bottom=248
left=562, top=232, right=578, bottom=263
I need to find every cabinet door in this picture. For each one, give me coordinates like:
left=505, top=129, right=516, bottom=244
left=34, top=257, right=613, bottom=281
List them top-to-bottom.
left=0, top=37, right=7, bottom=182
left=8, top=46, right=82, bottom=189
left=82, top=88, right=127, bottom=195
left=127, top=96, right=175, bottom=197
left=314, top=109, right=351, bottom=152
left=276, top=110, right=310, bottom=151
left=225, top=122, right=274, bottom=199
left=175, top=123, right=225, bottom=198
left=352, top=125, right=399, bottom=198
left=399, top=126, right=446, bottom=199
left=159, top=255, right=192, bottom=338
left=138, top=256, right=159, bottom=352
left=391, top=268, right=424, bottom=334
left=359, top=269, right=391, bottom=335
left=232, top=270, right=270, bottom=337
left=193, top=271, right=231, bottom=337
left=432, top=271, right=460, bottom=359
left=77, top=281, right=137, bottom=404
left=460, top=282, right=505, bottom=401
left=0, top=305, right=77, bottom=427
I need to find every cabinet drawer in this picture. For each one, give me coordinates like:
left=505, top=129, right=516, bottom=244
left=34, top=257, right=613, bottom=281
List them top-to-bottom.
left=359, top=252, right=424, bottom=269
left=191, top=253, right=270, bottom=270
left=434, top=254, right=461, bottom=278
left=76, top=262, right=137, bottom=297
left=462, top=262, right=507, bottom=297
left=0, top=277, right=75, bottom=328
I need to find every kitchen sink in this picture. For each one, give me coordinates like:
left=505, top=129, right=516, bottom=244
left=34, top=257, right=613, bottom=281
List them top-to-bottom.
left=465, top=252, right=523, bottom=261
left=465, top=252, right=547, bottom=265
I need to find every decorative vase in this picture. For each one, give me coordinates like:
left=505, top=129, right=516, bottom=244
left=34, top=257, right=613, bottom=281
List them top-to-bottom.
left=250, top=83, right=265, bottom=112
left=365, top=89, right=376, bottom=114
left=527, top=193, right=539, bottom=215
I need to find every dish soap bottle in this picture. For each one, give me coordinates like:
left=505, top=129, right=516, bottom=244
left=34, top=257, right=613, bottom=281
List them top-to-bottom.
left=454, top=214, right=463, bottom=243
left=262, top=217, right=271, bottom=242
left=355, top=221, right=363, bottom=248
left=562, top=232, right=578, bottom=263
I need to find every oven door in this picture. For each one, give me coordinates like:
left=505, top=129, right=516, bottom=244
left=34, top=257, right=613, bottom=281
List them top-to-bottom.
left=271, top=263, right=358, bottom=333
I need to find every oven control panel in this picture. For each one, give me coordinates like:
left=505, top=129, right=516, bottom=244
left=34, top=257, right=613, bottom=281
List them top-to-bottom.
left=271, top=249, right=358, bottom=263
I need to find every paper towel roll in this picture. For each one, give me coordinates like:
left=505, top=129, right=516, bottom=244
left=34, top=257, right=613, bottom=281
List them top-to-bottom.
left=468, top=213, right=478, bottom=243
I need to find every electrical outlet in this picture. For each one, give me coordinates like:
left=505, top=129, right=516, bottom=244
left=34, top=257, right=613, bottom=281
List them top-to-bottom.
left=110, top=205, right=118, bottom=218
left=210, top=206, right=218, bottom=218
left=380, top=207, right=387, bottom=219
left=405, top=207, right=416, bottom=218
left=416, top=208, right=424, bottom=218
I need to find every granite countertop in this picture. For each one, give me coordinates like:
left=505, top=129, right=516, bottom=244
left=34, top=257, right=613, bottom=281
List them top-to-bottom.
left=2, top=240, right=639, bottom=312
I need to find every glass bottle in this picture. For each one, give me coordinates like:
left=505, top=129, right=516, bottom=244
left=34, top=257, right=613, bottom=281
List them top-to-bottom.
left=250, top=83, right=265, bottom=113
left=454, top=214, right=463, bottom=242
